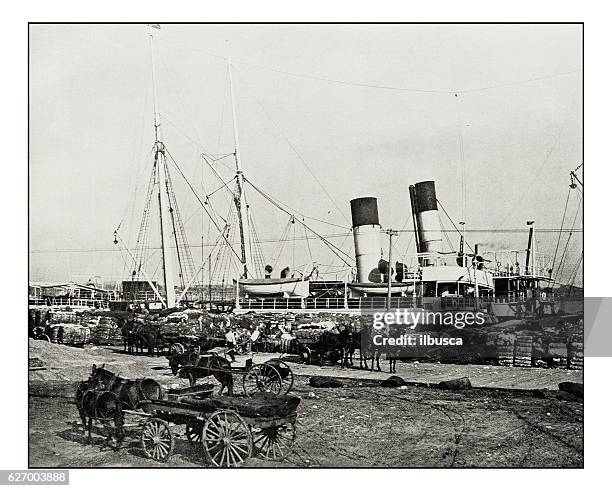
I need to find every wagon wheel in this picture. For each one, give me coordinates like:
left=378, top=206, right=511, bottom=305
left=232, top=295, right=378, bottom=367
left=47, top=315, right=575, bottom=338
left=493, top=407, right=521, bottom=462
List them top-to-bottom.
left=169, top=343, right=185, bottom=356
left=265, top=359, right=294, bottom=394
left=242, top=364, right=282, bottom=398
left=202, top=410, right=252, bottom=467
left=141, top=418, right=174, bottom=462
left=186, top=421, right=203, bottom=445
left=252, top=422, right=296, bottom=461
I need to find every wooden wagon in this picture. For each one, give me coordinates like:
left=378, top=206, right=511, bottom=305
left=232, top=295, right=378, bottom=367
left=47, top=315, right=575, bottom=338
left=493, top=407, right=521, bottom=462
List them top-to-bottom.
left=294, top=329, right=343, bottom=365
left=175, top=354, right=295, bottom=398
left=124, top=383, right=300, bottom=467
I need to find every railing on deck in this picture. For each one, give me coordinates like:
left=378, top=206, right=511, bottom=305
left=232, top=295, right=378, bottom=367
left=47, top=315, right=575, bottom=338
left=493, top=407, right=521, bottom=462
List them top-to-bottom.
left=237, top=296, right=424, bottom=311
left=28, top=297, right=110, bottom=309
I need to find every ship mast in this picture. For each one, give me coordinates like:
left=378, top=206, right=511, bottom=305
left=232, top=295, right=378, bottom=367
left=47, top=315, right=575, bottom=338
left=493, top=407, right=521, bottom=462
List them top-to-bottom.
left=149, top=31, right=176, bottom=307
left=227, top=42, right=253, bottom=279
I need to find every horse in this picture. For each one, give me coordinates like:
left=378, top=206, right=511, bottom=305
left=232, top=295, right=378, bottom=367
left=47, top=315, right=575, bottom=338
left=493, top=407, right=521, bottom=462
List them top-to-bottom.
left=120, top=319, right=134, bottom=354
left=130, top=323, right=162, bottom=356
left=386, top=324, right=406, bottom=373
left=338, top=326, right=359, bottom=367
left=359, top=326, right=382, bottom=371
left=315, top=331, right=342, bottom=366
left=167, top=351, right=200, bottom=376
left=175, top=353, right=234, bottom=395
left=87, top=364, right=164, bottom=447
left=89, top=364, right=164, bottom=408
left=75, top=375, right=123, bottom=446
left=75, top=378, right=96, bottom=441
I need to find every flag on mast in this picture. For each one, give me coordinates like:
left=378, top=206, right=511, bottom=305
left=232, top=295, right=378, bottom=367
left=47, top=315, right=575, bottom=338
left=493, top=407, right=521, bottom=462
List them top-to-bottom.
left=148, top=24, right=161, bottom=30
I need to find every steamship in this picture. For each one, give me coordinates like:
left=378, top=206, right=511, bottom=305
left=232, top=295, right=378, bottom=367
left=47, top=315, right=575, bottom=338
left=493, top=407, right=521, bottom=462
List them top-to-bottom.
left=113, top=27, right=577, bottom=315
left=235, top=178, right=551, bottom=313
left=346, top=181, right=494, bottom=299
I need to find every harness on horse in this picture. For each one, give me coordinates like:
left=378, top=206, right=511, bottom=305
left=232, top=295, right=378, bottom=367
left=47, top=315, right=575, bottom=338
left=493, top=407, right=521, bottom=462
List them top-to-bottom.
left=95, top=371, right=153, bottom=410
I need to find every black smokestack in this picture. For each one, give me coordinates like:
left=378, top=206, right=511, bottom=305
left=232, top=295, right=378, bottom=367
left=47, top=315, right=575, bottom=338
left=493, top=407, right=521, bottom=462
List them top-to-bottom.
left=410, top=181, right=442, bottom=265
left=414, top=181, right=438, bottom=213
left=350, top=197, right=380, bottom=228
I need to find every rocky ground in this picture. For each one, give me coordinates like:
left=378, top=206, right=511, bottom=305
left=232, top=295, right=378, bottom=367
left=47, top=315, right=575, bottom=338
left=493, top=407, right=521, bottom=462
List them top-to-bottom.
left=28, top=340, right=583, bottom=468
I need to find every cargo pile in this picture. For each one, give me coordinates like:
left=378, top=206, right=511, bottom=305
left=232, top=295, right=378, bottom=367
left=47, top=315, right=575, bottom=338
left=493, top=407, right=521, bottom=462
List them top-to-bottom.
left=28, top=305, right=584, bottom=369
left=29, top=307, right=125, bottom=347
left=129, top=309, right=203, bottom=338
left=48, top=310, right=79, bottom=324
left=84, top=315, right=123, bottom=345
left=428, top=317, right=584, bottom=369
left=48, top=323, right=91, bottom=345
left=487, top=333, right=516, bottom=366
left=568, top=335, right=583, bottom=370
left=514, top=336, right=533, bottom=367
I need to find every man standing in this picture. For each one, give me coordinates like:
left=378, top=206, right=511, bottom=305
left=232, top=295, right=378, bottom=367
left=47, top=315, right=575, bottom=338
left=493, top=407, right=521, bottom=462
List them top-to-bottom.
left=245, top=323, right=261, bottom=368
left=225, top=325, right=237, bottom=362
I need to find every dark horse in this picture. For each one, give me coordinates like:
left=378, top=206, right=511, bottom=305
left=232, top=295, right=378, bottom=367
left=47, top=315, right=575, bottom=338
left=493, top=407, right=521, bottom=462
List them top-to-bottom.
left=120, top=319, right=134, bottom=354
left=130, top=322, right=163, bottom=356
left=387, top=324, right=405, bottom=373
left=359, top=325, right=382, bottom=371
left=338, top=326, right=360, bottom=367
left=306, top=331, right=345, bottom=367
left=167, top=352, right=199, bottom=376
left=171, top=353, right=234, bottom=395
left=86, top=364, right=164, bottom=447
left=89, top=364, right=164, bottom=408
left=76, top=372, right=123, bottom=446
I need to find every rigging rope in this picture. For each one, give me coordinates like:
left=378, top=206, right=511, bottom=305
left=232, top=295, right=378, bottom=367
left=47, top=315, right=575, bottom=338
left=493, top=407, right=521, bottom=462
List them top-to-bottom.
left=157, top=39, right=578, bottom=95
left=157, top=48, right=208, bottom=152
left=233, top=67, right=350, bottom=225
left=115, top=85, right=152, bottom=234
left=454, top=93, right=467, bottom=223
left=162, top=113, right=235, bottom=173
left=164, top=147, right=242, bottom=263
left=200, top=155, right=235, bottom=200
left=163, top=157, right=197, bottom=289
left=132, top=158, right=157, bottom=278
left=245, top=177, right=354, bottom=267
left=549, top=187, right=572, bottom=282
left=554, top=192, right=582, bottom=281
left=436, top=198, right=474, bottom=254
left=248, top=209, right=267, bottom=278
left=440, top=213, right=456, bottom=253
left=270, top=217, right=293, bottom=271
left=292, top=217, right=296, bottom=270
left=302, top=218, right=314, bottom=264
left=35, top=227, right=583, bottom=255
left=322, top=229, right=353, bottom=275
left=566, top=252, right=583, bottom=287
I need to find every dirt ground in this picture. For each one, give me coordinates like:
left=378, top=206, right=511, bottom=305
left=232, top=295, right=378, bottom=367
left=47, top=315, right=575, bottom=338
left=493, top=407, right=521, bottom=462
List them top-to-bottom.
left=28, top=341, right=583, bottom=468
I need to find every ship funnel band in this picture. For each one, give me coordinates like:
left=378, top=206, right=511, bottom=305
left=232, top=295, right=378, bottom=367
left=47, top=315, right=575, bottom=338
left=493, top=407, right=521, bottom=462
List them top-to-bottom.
left=413, top=181, right=438, bottom=213
left=350, top=197, right=380, bottom=228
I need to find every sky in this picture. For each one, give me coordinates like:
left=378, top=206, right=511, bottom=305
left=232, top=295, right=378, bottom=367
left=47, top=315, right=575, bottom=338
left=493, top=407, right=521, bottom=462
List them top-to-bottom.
left=29, top=23, right=582, bottom=286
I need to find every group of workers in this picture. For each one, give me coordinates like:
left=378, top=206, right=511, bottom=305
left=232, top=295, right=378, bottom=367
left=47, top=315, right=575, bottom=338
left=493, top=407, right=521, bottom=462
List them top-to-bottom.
left=223, top=321, right=295, bottom=363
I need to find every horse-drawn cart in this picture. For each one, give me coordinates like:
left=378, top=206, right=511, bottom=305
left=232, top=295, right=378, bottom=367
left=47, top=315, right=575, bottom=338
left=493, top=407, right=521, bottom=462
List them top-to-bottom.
left=294, top=328, right=344, bottom=365
left=171, top=352, right=295, bottom=398
left=78, top=362, right=298, bottom=466
left=124, top=383, right=300, bottom=466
